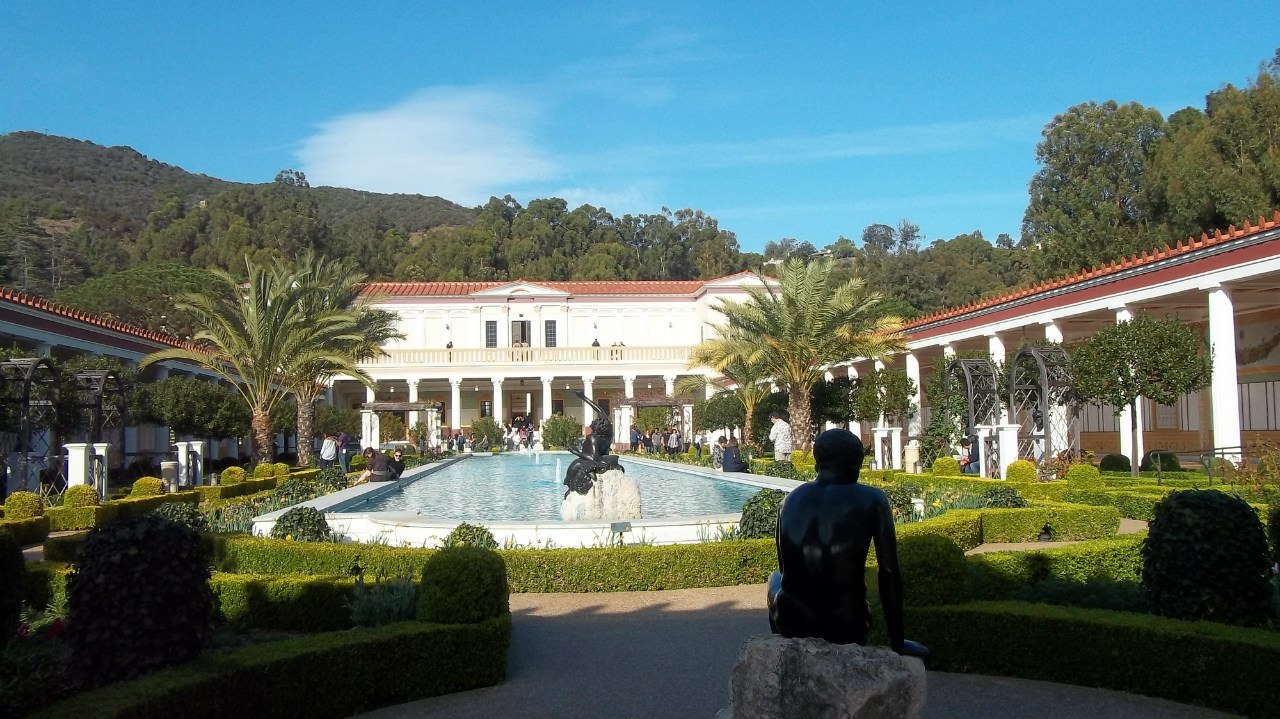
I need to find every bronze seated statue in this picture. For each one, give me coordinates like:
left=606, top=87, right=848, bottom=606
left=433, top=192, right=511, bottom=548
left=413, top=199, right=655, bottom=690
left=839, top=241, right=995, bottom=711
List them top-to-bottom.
left=767, top=428, right=928, bottom=659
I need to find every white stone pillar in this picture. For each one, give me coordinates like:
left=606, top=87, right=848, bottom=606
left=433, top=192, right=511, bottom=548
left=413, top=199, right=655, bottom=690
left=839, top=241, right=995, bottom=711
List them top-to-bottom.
left=1207, top=285, right=1242, bottom=460
left=1114, top=306, right=1145, bottom=462
left=1042, top=321, right=1069, bottom=463
left=987, top=333, right=1008, bottom=423
left=942, top=343, right=956, bottom=359
left=905, top=352, right=923, bottom=442
left=873, top=359, right=887, bottom=428
left=663, top=374, right=676, bottom=398
left=620, top=375, right=636, bottom=450
left=541, top=376, right=554, bottom=422
left=581, top=376, right=595, bottom=425
left=407, top=378, right=420, bottom=429
left=449, top=378, right=462, bottom=431
left=492, top=378, right=505, bottom=423
left=704, top=380, right=716, bottom=400
left=325, top=384, right=335, bottom=406
left=366, top=385, right=376, bottom=404
left=682, top=404, right=694, bottom=442
left=426, top=407, right=441, bottom=449
left=360, top=410, right=379, bottom=450
left=996, top=424, right=1021, bottom=480
left=974, top=425, right=995, bottom=478
left=872, top=427, right=890, bottom=469
left=889, top=427, right=903, bottom=470
left=187, top=440, right=205, bottom=486
left=174, top=441, right=192, bottom=487
left=92, top=442, right=111, bottom=496
left=64, top=443, right=91, bottom=487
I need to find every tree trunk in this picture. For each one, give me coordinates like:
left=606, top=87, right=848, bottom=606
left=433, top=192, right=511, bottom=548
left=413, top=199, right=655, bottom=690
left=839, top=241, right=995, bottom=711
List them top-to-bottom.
left=788, top=385, right=813, bottom=454
left=741, top=396, right=757, bottom=449
left=296, top=397, right=316, bottom=467
left=1129, top=402, right=1139, bottom=478
left=252, top=407, right=274, bottom=465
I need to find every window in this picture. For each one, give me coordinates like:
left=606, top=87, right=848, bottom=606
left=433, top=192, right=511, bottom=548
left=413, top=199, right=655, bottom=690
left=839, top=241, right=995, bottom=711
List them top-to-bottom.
left=511, top=320, right=531, bottom=346
left=544, top=320, right=557, bottom=348
left=485, top=321, right=497, bottom=348
left=1240, top=381, right=1280, bottom=431
left=552, top=399, right=565, bottom=415
left=480, top=400, right=493, bottom=418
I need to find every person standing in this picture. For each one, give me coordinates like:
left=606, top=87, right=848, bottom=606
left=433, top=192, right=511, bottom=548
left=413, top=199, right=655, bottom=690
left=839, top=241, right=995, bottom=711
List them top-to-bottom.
left=769, top=412, right=793, bottom=462
left=630, top=426, right=641, bottom=453
left=666, top=427, right=680, bottom=457
left=336, top=430, right=350, bottom=473
left=319, top=433, right=338, bottom=470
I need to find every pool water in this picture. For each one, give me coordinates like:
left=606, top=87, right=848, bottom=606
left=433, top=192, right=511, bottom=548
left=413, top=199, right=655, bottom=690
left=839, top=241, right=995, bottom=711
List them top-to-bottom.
left=341, top=452, right=760, bottom=522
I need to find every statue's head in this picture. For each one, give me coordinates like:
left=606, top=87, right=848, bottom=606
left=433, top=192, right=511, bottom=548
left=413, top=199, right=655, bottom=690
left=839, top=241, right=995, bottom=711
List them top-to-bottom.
left=813, top=429, right=863, bottom=483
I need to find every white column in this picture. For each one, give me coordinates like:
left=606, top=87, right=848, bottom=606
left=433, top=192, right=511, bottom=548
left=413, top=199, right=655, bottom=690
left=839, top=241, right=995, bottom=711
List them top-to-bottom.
left=1207, top=285, right=1242, bottom=459
left=1114, top=306, right=1145, bottom=461
left=1043, top=321, right=1068, bottom=461
left=1043, top=321, right=1064, bottom=344
left=987, top=334, right=1008, bottom=423
left=942, top=343, right=956, bottom=359
left=905, top=352, right=923, bottom=441
left=873, top=359, right=887, bottom=428
left=153, top=366, right=170, bottom=454
left=663, top=374, right=676, bottom=398
left=620, top=375, right=636, bottom=449
left=624, top=375, right=636, bottom=399
left=541, top=376, right=554, bottom=421
left=581, top=376, right=595, bottom=425
left=407, top=378, right=420, bottom=429
left=449, top=378, right=462, bottom=431
left=492, top=378, right=505, bottom=423
left=704, top=380, right=716, bottom=400
left=325, top=384, right=335, bottom=406
left=366, top=385, right=376, bottom=404
left=996, top=424, right=1021, bottom=481
left=92, top=441, right=111, bottom=496
left=64, top=443, right=91, bottom=487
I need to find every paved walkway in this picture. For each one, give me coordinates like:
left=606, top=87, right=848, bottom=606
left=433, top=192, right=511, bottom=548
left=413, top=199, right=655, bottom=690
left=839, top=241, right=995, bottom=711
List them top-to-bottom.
left=356, top=583, right=1227, bottom=719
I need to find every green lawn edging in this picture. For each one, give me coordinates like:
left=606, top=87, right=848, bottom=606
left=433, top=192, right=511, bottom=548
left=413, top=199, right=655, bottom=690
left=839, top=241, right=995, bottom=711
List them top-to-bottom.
left=907, top=601, right=1280, bottom=719
left=28, top=615, right=512, bottom=719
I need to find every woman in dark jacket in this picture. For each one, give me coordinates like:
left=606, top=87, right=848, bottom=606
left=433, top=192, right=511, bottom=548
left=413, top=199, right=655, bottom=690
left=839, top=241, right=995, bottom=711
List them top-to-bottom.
left=721, top=437, right=750, bottom=473
left=387, top=450, right=407, bottom=480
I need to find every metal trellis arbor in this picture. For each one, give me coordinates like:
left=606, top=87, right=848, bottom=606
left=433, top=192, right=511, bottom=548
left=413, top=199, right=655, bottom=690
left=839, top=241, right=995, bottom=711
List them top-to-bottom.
left=1008, top=345, right=1079, bottom=477
left=0, top=357, right=63, bottom=501
left=945, top=357, right=1002, bottom=477
left=71, top=369, right=127, bottom=493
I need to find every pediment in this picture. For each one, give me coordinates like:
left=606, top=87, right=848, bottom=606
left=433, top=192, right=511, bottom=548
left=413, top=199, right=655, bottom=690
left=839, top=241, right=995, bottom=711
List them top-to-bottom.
left=471, top=281, right=569, bottom=297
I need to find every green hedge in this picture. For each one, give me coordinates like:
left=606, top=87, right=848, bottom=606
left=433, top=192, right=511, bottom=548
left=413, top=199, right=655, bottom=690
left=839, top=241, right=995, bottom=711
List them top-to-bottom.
left=888, top=473, right=1069, bottom=502
left=195, top=477, right=277, bottom=503
left=108, top=491, right=201, bottom=523
left=978, top=502, right=1120, bottom=542
left=44, top=504, right=120, bottom=531
left=897, top=510, right=983, bottom=552
left=0, top=515, right=50, bottom=546
left=42, top=532, right=88, bottom=563
left=967, top=534, right=1145, bottom=599
left=215, top=536, right=780, bottom=592
left=22, top=561, right=69, bottom=609
left=210, top=573, right=356, bottom=632
left=908, top=601, right=1280, bottom=719
left=29, top=616, right=512, bottom=719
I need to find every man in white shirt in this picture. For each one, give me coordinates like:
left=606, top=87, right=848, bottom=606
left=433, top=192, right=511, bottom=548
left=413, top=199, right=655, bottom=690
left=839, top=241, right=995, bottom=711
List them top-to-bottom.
left=769, top=412, right=793, bottom=462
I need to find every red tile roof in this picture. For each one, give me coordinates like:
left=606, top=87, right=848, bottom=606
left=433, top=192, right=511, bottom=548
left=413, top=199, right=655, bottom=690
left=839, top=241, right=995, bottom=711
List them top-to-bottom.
left=902, top=211, right=1280, bottom=330
left=360, top=273, right=762, bottom=298
left=0, top=287, right=206, bottom=353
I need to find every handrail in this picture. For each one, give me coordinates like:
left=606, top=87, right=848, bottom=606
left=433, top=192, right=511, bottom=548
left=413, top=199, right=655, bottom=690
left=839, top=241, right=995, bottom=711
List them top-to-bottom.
left=361, top=345, right=695, bottom=367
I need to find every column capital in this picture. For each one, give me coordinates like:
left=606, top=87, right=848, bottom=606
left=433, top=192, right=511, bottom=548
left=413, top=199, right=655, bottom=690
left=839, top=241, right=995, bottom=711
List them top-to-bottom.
left=662, top=373, right=677, bottom=382
left=622, top=374, right=637, bottom=383
left=540, top=375, right=555, bottom=384
left=581, top=375, right=596, bottom=385
left=448, top=377, right=463, bottom=387
left=492, top=377, right=505, bottom=386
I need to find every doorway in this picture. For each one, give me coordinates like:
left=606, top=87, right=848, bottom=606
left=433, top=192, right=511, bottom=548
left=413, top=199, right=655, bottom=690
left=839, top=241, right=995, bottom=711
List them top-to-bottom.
left=511, top=320, right=531, bottom=346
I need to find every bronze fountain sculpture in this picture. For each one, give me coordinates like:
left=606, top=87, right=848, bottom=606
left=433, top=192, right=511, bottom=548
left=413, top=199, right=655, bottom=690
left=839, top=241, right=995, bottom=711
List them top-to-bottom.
left=562, top=390, right=621, bottom=498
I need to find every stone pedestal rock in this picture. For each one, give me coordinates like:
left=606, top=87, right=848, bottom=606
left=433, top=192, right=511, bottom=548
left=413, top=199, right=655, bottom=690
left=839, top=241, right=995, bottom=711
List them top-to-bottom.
left=560, top=468, right=641, bottom=521
left=716, top=634, right=926, bottom=719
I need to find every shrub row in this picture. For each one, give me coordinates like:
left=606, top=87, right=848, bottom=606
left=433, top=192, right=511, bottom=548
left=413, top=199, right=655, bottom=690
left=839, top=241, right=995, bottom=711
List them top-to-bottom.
left=194, top=477, right=278, bottom=503
left=43, top=491, right=200, bottom=532
left=978, top=502, right=1120, bottom=543
left=0, top=515, right=50, bottom=546
left=967, top=534, right=1145, bottom=599
left=215, top=536, right=782, bottom=592
left=211, top=573, right=357, bottom=632
left=907, top=601, right=1280, bottom=719
left=29, top=616, right=512, bottom=719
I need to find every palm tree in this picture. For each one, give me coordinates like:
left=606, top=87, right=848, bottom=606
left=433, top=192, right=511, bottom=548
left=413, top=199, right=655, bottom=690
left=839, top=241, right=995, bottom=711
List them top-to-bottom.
left=287, top=252, right=402, bottom=466
left=140, top=257, right=373, bottom=464
left=693, top=258, right=906, bottom=453
left=679, top=356, right=772, bottom=448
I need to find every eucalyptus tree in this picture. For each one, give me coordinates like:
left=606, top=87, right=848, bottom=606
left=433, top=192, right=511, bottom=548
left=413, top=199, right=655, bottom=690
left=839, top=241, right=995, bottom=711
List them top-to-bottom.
left=287, top=252, right=401, bottom=466
left=140, top=257, right=372, bottom=463
left=691, top=258, right=906, bottom=453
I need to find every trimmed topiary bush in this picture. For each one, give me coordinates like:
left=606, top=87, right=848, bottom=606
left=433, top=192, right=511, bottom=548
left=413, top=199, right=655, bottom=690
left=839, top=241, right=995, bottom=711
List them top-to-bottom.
left=540, top=413, right=581, bottom=449
left=1140, top=450, right=1181, bottom=473
left=1099, top=453, right=1131, bottom=473
left=932, top=457, right=961, bottom=476
left=1005, top=459, right=1037, bottom=484
left=762, top=461, right=801, bottom=481
left=273, top=462, right=291, bottom=478
left=253, top=463, right=275, bottom=479
left=1064, top=464, right=1104, bottom=489
left=219, top=465, right=247, bottom=485
left=313, top=468, right=349, bottom=493
left=131, top=477, right=166, bottom=497
left=62, top=484, right=100, bottom=508
left=883, top=485, right=915, bottom=519
left=982, top=485, right=1029, bottom=509
left=738, top=489, right=786, bottom=539
left=4, top=490, right=44, bottom=519
left=1142, top=490, right=1274, bottom=626
left=151, top=501, right=210, bottom=533
left=269, top=507, right=331, bottom=542
left=66, top=514, right=214, bottom=685
left=445, top=522, right=498, bottom=549
left=0, top=529, right=24, bottom=650
left=897, top=533, right=969, bottom=606
left=418, top=546, right=509, bottom=624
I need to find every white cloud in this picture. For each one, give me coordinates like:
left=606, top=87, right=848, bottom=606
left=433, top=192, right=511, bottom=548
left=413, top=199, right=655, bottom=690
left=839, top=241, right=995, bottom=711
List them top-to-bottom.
left=297, top=87, right=557, bottom=205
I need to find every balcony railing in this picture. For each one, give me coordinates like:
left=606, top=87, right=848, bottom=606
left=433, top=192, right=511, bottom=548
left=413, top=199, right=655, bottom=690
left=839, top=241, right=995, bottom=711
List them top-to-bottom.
left=361, top=345, right=694, bottom=367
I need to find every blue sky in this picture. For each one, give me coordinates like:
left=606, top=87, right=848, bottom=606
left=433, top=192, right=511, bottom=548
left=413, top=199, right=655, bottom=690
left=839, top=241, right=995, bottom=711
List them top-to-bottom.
left=2, top=2, right=1277, bottom=253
